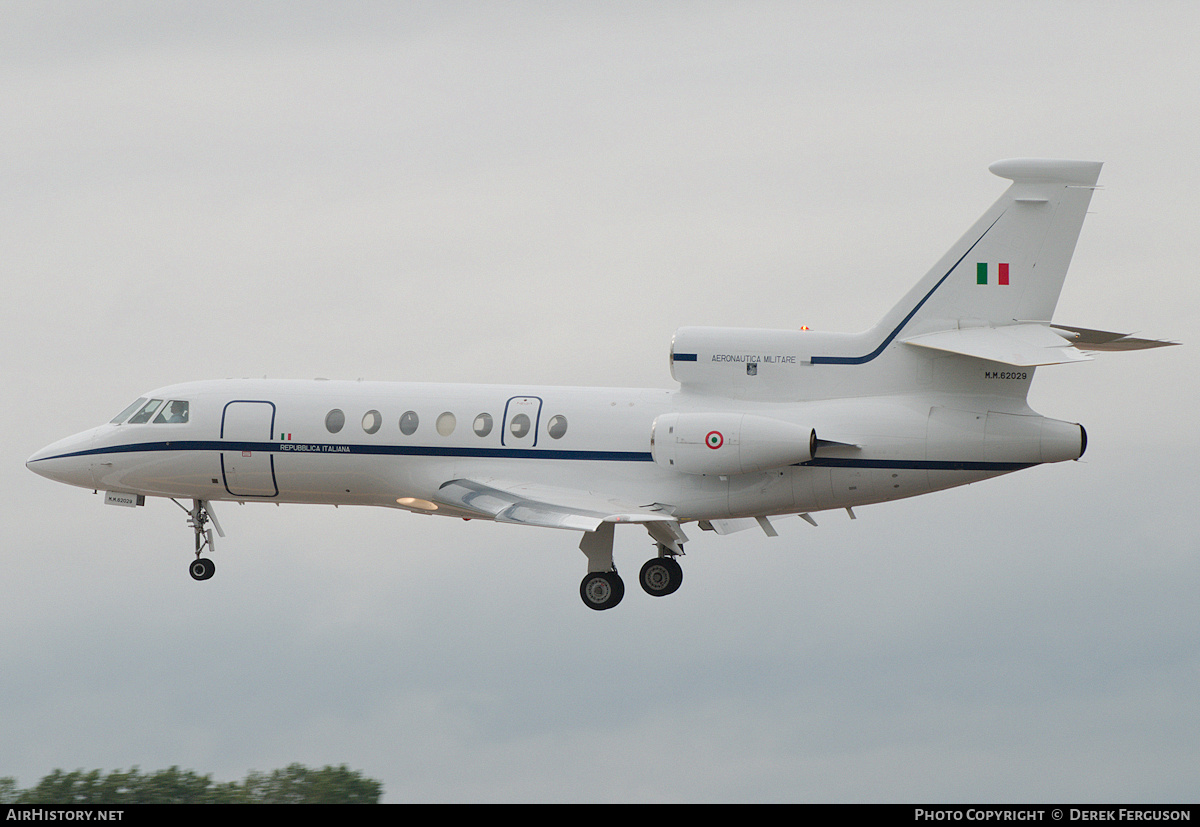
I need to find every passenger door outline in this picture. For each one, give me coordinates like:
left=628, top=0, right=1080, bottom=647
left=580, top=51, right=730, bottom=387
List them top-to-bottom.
left=220, top=400, right=278, bottom=497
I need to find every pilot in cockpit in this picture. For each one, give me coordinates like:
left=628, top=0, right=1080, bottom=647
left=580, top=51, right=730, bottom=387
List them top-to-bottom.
left=155, top=401, right=189, bottom=424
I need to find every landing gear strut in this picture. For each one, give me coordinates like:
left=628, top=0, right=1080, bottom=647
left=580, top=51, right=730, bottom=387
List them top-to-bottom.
left=173, top=499, right=223, bottom=581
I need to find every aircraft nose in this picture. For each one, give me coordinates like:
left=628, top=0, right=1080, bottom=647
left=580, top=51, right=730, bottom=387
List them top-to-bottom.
left=27, top=430, right=99, bottom=489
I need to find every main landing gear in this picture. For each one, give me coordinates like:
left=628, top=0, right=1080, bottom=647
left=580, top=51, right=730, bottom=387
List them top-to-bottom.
left=172, top=499, right=224, bottom=581
left=577, top=524, right=684, bottom=611
left=638, top=554, right=683, bottom=597
left=580, top=570, right=625, bottom=611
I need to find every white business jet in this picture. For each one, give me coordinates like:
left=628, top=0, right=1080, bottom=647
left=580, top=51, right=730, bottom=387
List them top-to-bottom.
left=28, top=159, right=1174, bottom=610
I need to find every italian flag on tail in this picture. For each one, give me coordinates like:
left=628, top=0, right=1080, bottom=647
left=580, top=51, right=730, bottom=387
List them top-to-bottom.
left=976, top=262, right=1010, bottom=285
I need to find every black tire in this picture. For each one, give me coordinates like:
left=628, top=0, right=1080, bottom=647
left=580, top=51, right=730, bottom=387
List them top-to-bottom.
left=639, top=556, right=682, bottom=597
left=189, top=557, right=215, bottom=581
left=580, top=571, right=624, bottom=611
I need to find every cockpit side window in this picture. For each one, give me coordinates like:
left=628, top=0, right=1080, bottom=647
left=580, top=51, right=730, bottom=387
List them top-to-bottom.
left=111, top=398, right=148, bottom=424
left=126, top=399, right=165, bottom=424
left=153, top=400, right=190, bottom=424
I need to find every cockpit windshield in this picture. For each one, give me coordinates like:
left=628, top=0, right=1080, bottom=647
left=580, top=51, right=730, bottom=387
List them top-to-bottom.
left=110, top=398, right=148, bottom=424
left=112, top=398, right=190, bottom=425
left=127, top=399, right=164, bottom=424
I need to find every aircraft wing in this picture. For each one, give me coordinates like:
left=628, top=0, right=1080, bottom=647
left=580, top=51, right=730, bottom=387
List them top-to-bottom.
left=433, top=478, right=680, bottom=533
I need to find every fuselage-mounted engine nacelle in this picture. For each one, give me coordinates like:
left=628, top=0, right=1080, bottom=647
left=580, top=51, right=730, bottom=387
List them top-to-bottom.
left=650, top=412, right=817, bottom=476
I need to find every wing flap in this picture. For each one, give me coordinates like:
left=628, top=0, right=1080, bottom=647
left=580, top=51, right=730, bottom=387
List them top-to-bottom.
left=434, top=478, right=678, bottom=533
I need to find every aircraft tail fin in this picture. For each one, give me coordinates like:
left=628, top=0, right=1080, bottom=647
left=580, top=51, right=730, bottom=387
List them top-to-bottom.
left=872, top=158, right=1102, bottom=345
left=670, top=161, right=1172, bottom=402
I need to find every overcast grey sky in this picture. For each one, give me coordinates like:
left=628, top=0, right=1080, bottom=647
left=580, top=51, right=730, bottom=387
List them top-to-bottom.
left=3, top=1, right=1196, bottom=802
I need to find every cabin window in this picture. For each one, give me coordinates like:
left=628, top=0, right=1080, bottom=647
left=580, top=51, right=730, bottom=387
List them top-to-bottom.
left=111, top=398, right=148, bottom=424
left=127, top=399, right=165, bottom=425
left=153, top=401, right=190, bottom=423
left=325, top=409, right=345, bottom=433
left=362, top=410, right=382, bottom=434
left=399, top=411, right=419, bottom=435
left=436, top=411, right=456, bottom=436
left=472, top=413, right=493, bottom=437
left=509, top=413, right=531, bottom=438
left=547, top=415, right=567, bottom=439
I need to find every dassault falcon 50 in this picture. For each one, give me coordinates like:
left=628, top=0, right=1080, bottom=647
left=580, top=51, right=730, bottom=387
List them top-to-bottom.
left=28, top=159, right=1175, bottom=610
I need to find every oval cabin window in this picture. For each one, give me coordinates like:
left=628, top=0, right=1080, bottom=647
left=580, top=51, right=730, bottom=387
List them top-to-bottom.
left=473, top=413, right=493, bottom=437
left=509, top=413, right=531, bottom=438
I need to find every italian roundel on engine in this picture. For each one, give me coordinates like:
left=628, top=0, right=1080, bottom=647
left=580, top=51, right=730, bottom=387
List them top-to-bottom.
left=651, top=412, right=816, bottom=475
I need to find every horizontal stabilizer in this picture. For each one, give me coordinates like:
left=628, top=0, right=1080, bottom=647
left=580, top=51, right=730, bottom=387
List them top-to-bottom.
left=902, top=323, right=1092, bottom=366
left=1050, top=324, right=1179, bottom=351
left=434, top=478, right=678, bottom=532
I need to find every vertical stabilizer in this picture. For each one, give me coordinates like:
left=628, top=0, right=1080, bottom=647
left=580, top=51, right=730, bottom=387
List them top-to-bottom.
left=873, top=158, right=1101, bottom=342
left=807, top=160, right=1101, bottom=405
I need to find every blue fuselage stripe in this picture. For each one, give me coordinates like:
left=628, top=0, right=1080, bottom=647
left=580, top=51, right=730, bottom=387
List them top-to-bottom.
left=812, top=212, right=1005, bottom=366
left=33, top=440, right=1036, bottom=473
left=33, top=440, right=656, bottom=463
left=800, top=457, right=1033, bottom=472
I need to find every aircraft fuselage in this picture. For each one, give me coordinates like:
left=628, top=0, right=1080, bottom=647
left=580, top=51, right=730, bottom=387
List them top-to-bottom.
left=28, top=377, right=1082, bottom=522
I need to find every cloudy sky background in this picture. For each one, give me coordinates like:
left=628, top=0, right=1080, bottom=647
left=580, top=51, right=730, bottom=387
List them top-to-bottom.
left=2, top=2, right=1196, bottom=802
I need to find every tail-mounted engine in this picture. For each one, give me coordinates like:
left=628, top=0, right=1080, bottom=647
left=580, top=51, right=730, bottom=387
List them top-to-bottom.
left=651, top=412, right=817, bottom=476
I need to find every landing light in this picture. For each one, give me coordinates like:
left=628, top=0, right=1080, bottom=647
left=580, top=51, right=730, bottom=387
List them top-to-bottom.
left=397, top=497, right=438, bottom=511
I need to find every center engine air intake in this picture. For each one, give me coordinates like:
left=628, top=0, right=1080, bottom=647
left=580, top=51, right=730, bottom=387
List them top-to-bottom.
left=650, top=413, right=817, bottom=476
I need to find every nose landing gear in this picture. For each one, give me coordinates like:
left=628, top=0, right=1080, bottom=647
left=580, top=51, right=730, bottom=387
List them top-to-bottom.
left=172, top=499, right=224, bottom=581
